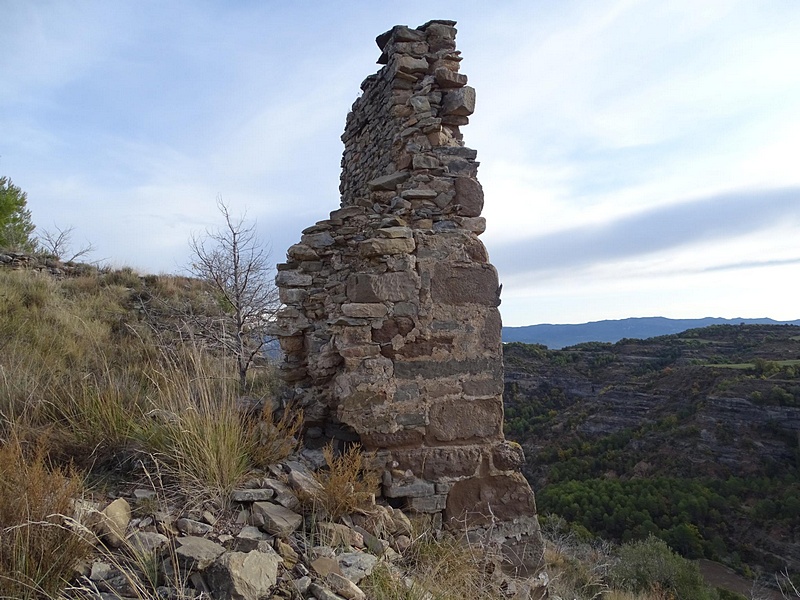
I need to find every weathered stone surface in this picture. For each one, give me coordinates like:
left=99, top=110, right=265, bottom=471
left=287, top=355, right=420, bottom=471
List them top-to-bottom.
left=394, top=55, right=429, bottom=74
left=434, top=67, right=468, bottom=88
left=441, top=86, right=476, bottom=116
left=367, top=172, right=410, bottom=190
left=453, top=176, right=484, bottom=217
left=302, top=231, right=336, bottom=248
left=359, top=237, right=415, bottom=256
left=287, top=243, right=319, bottom=261
left=429, top=263, right=499, bottom=306
left=275, top=271, right=312, bottom=287
left=346, top=272, right=419, bottom=303
left=342, top=303, right=388, bottom=318
left=394, top=357, right=502, bottom=380
left=461, top=377, right=504, bottom=397
left=428, top=397, right=503, bottom=442
left=491, top=440, right=526, bottom=471
left=423, top=447, right=482, bottom=479
left=287, top=465, right=325, bottom=498
left=445, top=472, right=537, bottom=526
left=384, top=474, right=436, bottom=498
left=262, top=478, right=301, bottom=511
left=231, top=488, right=275, bottom=503
left=408, top=494, right=448, bottom=513
left=97, top=498, right=131, bottom=548
left=250, top=502, right=302, bottom=537
left=176, top=517, right=213, bottom=536
left=317, top=522, right=364, bottom=548
left=237, top=525, right=266, bottom=541
left=127, top=531, right=169, bottom=554
left=175, top=536, right=226, bottom=570
left=207, top=550, right=280, bottom=600
left=337, top=552, right=379, bottom=583
left=311, top=556, right=342, bottom=577
left=326, top=572, right=367, bottom=600
left=309, top=582, right=348, bottom=600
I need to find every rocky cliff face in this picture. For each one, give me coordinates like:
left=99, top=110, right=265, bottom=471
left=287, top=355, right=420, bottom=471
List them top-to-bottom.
left=271, top=21, right=544, bottom=575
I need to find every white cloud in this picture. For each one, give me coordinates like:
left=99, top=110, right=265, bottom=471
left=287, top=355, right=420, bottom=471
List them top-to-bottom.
left=3, top=0, right=800, bottom=325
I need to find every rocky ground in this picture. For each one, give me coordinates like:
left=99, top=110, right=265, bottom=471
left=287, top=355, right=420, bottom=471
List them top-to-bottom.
left=69, top=449, right=545, bottom=600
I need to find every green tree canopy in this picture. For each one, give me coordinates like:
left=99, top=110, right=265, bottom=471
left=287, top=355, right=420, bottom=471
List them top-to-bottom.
left=0, top=176, right=36, bottom=252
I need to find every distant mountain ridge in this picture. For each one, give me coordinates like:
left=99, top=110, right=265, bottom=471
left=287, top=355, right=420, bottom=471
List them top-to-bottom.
left=502, top=317, right=800, bottom=349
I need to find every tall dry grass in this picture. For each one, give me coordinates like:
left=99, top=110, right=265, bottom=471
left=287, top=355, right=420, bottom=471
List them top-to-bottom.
left=0, top=267, right=293, bottom=504
left=0, top=436, right=91, bottom=599
left=303, top=443, right=380, bottom=520
left=363, top=525, right=509, bottom=600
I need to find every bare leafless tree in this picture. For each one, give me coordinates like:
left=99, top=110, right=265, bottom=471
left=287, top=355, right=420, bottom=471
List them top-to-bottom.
left=189, top=199, right=279, bottom=390
left=38, top=225, right=95, bottom=262
left=776, top=569, right=800, bottom=598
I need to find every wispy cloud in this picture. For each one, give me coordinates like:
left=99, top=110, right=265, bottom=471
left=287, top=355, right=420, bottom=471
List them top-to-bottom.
left=492, top=187, right=800, bottom=277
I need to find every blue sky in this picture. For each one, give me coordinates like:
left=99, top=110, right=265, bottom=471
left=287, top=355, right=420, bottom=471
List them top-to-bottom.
left=2, top=1, right=800, bottom=326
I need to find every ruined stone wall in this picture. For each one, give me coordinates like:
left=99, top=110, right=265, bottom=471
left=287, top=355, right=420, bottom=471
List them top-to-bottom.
left=272, top=20, right=544, bottom=572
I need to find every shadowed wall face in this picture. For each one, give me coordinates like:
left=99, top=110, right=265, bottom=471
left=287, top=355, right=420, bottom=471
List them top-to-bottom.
left=272, top=20, right=545, bottom=575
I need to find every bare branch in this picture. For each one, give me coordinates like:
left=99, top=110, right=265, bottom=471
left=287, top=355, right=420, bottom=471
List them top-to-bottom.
left=38, top=225, right=95, bottom=262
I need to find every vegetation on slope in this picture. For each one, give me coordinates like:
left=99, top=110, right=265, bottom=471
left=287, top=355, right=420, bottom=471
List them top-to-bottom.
left=503, top=327, right=800, bottom=590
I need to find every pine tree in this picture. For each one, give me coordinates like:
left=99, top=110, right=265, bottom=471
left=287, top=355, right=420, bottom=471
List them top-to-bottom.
left=0, top=176, right=36, bottom=252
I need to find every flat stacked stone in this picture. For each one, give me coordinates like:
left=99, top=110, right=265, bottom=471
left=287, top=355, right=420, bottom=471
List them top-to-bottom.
left=271, top=20, right=544, bottom=572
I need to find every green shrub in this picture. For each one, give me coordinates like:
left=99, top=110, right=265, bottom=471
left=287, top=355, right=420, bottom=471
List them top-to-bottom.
left=610, top=536, right=718, bottom=600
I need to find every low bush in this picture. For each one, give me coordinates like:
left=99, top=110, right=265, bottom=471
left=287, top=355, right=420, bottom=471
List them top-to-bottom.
left=0, top=436, right=91, bottom=599
left=305, top=443, right=381, bottom=520
left=363, top=527, right=507, bottom=600
left=609, top=536, right=718, bottom=600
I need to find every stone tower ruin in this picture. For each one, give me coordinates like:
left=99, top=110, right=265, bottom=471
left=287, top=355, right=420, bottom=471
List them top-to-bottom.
left=271, top=20, right=545, bottom=572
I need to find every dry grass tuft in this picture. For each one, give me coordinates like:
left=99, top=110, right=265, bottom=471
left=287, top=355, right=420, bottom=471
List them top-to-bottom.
left=141, top=352, right=252, bottom=507
left=249, top=404, right=302, bottom=468
left=0, top=436, right=91, bottom=599
left=305, top=443, right=381, bottom=520
left=363, top=526, right=508, bottom=600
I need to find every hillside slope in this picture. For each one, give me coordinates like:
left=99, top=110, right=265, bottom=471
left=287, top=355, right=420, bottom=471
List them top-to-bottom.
left=503, top=324, right=800, bottom=580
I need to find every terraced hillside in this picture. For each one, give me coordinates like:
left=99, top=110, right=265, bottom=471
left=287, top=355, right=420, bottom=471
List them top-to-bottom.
left=503, top=324, right=800, bottom=581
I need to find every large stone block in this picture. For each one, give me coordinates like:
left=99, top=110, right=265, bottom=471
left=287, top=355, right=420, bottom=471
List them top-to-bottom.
left=394, top=55, right=430, bottom=74
left=434, top=67, right=468, bottom=88
left=441, top=86, right=476, bottom=116
left=367, top=171, right=410, bottom=191
left=453, top=177, right=484, bottom=217
left=301, top=232, right=336, bottom=249
left=359, top=237, right=415, bottom=256
left=429, top=263, right=499, bottom=306
left=275, top=271, right=313, bottom=287
left=346, top=272, right=419, bottom=303
left=342, top=303, right=388, bottom=318
left=481, top=308, right=502, bottom=350
left=382, top=336, right=454, bottom=359
left=393, top=357, right=502, bottom=380
left=461, top=377, right=504, bottom=398
left=428, top=397, right=502, bottom=442
left=360, top=428, right=425, bottom=450
left=391, top=447, right=482, bottom=479
left=444, top=473, right=537, bottom=527
left=250, top=502, right=303, bottom=537
left=207, top=550, right=280, bottom=600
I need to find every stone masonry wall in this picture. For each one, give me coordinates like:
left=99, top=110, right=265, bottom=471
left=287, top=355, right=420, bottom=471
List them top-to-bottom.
left=271, top=20, right=545, bottom=573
